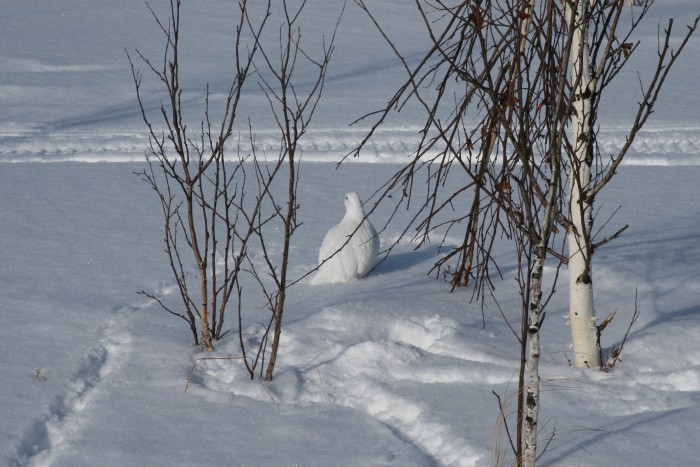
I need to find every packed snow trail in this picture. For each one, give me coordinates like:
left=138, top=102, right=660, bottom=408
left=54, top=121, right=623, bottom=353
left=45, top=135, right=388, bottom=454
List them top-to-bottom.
left=1, top=126, right=699, bottom=164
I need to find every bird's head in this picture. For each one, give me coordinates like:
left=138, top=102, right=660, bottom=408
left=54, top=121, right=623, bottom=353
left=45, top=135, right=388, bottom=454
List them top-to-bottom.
left=344, top=192, right=365, bottom=219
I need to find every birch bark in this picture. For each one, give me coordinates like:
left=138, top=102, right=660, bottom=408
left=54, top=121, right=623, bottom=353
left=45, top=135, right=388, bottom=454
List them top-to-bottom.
left=567, top=0, right=601, bottom=368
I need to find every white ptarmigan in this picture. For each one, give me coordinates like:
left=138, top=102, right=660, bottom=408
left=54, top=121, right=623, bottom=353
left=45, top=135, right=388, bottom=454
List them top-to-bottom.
left=310, top=192, right=379, bottom=285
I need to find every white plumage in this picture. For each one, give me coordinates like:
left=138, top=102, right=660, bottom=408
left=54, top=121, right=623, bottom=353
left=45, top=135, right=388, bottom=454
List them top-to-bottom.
left=310, top=192, right=379, bottom=285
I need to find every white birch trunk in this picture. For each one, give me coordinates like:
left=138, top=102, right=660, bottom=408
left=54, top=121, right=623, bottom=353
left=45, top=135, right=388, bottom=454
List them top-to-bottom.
left=567, top=0, right=601, bottom=368
left=524, top=152, right=562, bottom=467
left=523, top=245, right=544, bottom=467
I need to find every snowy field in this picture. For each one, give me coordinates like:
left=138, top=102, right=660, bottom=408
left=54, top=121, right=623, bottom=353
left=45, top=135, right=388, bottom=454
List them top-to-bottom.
left=1, top=1, right=700, bottom=466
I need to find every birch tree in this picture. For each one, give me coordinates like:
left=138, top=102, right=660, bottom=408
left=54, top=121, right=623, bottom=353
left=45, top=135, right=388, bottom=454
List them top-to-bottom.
left=353, top=0, right=698, bottom=464
left=563, top=0, right=698, bottom=367
left=566, top=0, right=600, bottom=368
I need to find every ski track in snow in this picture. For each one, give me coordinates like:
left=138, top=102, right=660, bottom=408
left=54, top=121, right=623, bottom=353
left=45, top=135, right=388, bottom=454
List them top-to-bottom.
left=0, top=126, right=699, bottom=164
left=11, top=307, right=135, bottom=467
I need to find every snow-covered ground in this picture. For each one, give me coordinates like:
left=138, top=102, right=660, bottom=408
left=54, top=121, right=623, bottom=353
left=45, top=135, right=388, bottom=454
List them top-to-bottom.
left=1, top=1, right=699, bottom=466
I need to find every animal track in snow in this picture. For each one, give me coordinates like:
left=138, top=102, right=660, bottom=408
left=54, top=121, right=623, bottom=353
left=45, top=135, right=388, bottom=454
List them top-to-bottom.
left=197, top=308, right=515, bottom=466
left=12, top=310, right=134, bottom=467
left=295, top=313, right=513, bottom=465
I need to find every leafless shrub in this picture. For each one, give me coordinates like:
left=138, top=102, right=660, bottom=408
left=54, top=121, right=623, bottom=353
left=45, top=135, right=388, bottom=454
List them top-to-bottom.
left=128, top=0, right=340, bottom=383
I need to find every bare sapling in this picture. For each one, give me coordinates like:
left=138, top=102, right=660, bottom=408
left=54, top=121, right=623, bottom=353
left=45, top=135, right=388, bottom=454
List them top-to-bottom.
left=128, top=0, right=271, bottom=351
left=130, top=0, right=342, bottom=385
left=247, top=0, right=342, bottom=381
